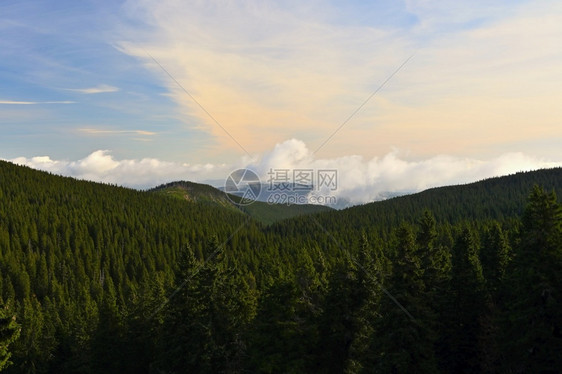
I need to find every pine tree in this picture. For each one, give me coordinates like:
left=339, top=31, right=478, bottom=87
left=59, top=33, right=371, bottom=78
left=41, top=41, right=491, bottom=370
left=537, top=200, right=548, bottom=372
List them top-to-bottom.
left=500, top=186, right=562, bottom=373
left=416, top=210, right=452, bottom=373
left=418, top=210, right=451, bottom=289
left=478, top=222, right=511, bottom=373
left=481, top=222, right=511, bottom=295
left=371, top=223, right=438, bottom=374
left=442, top=226, right=486, bottom=373
left=345, top=234, right=387, bottom=373
left=157, top=241, right=257, bottom=373
left=155, top=245, right=200, bottom=372
left=316, top=257, right=359, bottom=373
left=91, top=276, right=125, bottom=374
left=247, top=278, right=307, bottom=373
left=0, top=305, right=20, bottom=372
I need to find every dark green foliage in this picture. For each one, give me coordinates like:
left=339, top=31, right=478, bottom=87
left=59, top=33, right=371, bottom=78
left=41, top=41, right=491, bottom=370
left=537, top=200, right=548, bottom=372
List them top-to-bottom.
left=0, top=160, right=252, bottom=372
left=1, top=161, right=562, bottom=373
left=280, top=167, right=562, bottom=243
left=500, top=186, right=562, bottom=373
left=240, top=201, right=332, bottom=225
left=481, top=222, right=511, bottom=294
left=369, top=223, right=439, bottom=374
left=441, top=227, right=487, bottom=373
left=344, top=235, right=387, bottom=373
left=315, top=236, right=387, bottom=374
left=156, top=242, right=257, bottom=373
left=247, top=278, right=317, bottom=373
left=0, top=306, right=20, bottom=372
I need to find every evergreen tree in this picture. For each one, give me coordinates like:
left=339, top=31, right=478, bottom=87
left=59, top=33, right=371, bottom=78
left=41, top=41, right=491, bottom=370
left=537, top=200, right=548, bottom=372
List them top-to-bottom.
left=500, top=186, right=562, bottom=373
left=416, top=210, right=452, bottom=373
left=417, top=210, right=451, bottom=289
left=481, top=222, right=511, bottom=295
left=371, top=223, right=438, bottom=374
left=479, top=223, right=511, bottom=373
left=442, top=227, right=486, bottom=373
left=345, top=234, right=387, bottom=373
left=157, top=242, right=257, bottom=373
left=155, top=245, right=200, bottom=372
left=316, top=258, right=359, bottom=373
left=120, top=274, right=168, bottom=374
left=91, top=276, right=124, bottom=374
left=247, top=278, right=312, bottom=373
left=0, top=306, right=20, bottom=372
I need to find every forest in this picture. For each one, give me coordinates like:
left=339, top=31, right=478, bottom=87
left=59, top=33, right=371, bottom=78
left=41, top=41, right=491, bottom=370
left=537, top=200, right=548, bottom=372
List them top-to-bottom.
left=0, top=160, right=561, bottom=373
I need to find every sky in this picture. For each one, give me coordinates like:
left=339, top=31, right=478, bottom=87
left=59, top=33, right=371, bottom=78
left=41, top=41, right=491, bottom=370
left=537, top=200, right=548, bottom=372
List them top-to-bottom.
left=1, top=0, right=561, bottom=204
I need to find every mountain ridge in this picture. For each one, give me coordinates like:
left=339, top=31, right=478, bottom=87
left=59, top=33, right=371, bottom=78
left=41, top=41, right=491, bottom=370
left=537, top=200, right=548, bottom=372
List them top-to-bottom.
left=268, top=167, right=562, bottom=241
left=149, top=180, right=333, bottom=225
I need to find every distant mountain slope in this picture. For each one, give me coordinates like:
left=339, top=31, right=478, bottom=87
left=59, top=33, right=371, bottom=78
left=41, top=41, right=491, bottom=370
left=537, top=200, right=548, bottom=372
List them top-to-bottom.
left=346, top=167, right=562, bottom=225
left=272, top=168, right=562, bottom=238
left=150, top=181, right=333, bottom=225
left=150, top=181, right=240, bottom=210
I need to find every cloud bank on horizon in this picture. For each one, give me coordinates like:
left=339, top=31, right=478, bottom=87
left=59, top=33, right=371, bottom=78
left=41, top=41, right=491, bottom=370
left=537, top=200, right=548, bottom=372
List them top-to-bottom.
left=7, top=139, right=562, bottom=205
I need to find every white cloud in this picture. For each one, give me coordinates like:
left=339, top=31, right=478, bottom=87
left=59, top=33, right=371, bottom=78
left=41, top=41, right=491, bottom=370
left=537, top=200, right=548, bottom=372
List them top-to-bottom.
left=65, top=84, right=119, bottom=94
left=7, top=139, right=561, bottom=205
left=249, top=139, right=562, bottom=205
left=7, top=150, right=229, bottom=189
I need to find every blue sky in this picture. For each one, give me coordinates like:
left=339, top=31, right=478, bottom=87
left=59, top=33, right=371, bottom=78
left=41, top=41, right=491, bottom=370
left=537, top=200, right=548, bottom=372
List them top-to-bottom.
left=1, top=0, right=561, bottom=202
left=1, top=0, right=208, bottom=161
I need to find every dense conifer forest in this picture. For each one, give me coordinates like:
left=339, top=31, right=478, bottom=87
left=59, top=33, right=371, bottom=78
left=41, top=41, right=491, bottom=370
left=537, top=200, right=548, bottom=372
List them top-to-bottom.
left=0, top=160, right=561, bottom=373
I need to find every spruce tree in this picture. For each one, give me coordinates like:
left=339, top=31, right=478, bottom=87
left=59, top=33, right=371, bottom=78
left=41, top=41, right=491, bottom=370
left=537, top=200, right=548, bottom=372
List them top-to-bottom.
left=500, top=186, right=562, bottom=373
left=416, top=210, right=452, bottom=373
left=478, top=222, right=511, bottom=372
left=481, top=222, right=511, bottom=295
left=371, top=223, right=438, bottom=374
left=443, top=226, right=486, bottom=373
left=345, top=234, right=387, bottom=373
left=158, top=241, right=257, bottom=373
left=316, top=257, right=360, bottom=373
left=246, top=278, right=309, bottom=373
left=0, top=306, right=20, bottom=372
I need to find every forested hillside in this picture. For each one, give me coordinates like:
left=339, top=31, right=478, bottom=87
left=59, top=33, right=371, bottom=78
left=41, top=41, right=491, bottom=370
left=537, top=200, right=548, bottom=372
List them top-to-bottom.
left=1, top=161, right=561, bottom=373
left=274, top=167, right=562, bottom=238
left=151, top=180, right=333, bottom=224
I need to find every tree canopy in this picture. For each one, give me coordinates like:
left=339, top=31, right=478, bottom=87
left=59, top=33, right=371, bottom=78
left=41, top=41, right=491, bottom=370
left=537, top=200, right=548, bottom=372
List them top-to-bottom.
left=1, top=160, right=561, bottom=373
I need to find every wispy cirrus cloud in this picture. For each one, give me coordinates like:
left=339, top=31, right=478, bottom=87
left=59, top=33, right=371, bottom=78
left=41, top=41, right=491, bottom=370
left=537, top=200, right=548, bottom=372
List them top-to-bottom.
left=118, top=0, right=562, bottom=160
left=118, top=0, right=408, bottom=156
left=65, top=84, right=119, bottom=94
left=0, top=100, right=75, bottom=105
left=79, top=128, right=156, bottom=136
